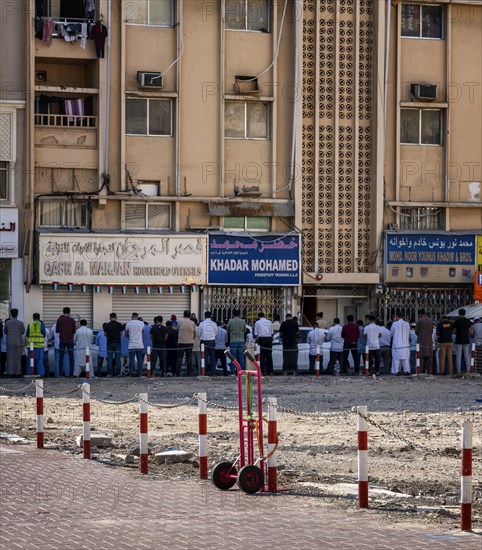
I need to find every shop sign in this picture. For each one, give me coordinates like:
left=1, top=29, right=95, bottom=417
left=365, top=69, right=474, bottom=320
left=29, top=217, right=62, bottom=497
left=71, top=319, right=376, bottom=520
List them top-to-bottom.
left=0, top=208, right=18, bottom=258
left=385, top=233, right=475, bottom=283
left=38, top=234, right=207, bottom=285
left=208, top=234, right=301, bottom=286
left=477, top=235, right=482, bottom=271
left=475, top=272, right=482, bottom=302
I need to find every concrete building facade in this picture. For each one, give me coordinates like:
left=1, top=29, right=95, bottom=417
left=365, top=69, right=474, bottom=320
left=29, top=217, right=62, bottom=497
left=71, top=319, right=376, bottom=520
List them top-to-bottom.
left=0, top=0, right=27, bottom=322
left=1, top=0, right=480, bottom=329
left=22, top=0, right=299, bottom=329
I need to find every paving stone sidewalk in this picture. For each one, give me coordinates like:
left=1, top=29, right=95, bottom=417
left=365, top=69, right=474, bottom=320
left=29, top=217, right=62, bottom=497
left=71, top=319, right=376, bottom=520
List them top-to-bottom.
left=0, top=444, right=480, bottom=550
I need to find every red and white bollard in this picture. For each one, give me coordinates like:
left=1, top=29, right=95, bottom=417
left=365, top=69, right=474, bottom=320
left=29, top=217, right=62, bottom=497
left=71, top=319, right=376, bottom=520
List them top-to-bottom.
left=29, top=342, right=35, bottom=376
left=200, top=343, right=206, bottom=377
left=416, top=343, right=421, bottom=375
left=470, top=343, right=475, bottom=373
left=315, top=345, right=320, bottom=376
left=147, top=346, right=151, bottom=379
left=364, top=346, right=369, bottom=378
left=85, top=347, right=90, bottom=380
left=35, top=379, right=44, bottom=449
left=82, top=382, right=90, bottom=459
left=139, top=392, right=148, bottom=475
left=198, top=392, right=208, bottom=479
left=267, top=397, right=278, bottom=492
left=357, top=405, right=368, bottom=508
left=461, top=419, right=473, bottom=531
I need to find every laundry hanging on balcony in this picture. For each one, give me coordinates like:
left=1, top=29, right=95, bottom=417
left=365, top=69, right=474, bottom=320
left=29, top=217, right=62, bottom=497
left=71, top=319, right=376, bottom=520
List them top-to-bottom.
left=42, top=18, right=54, bottom=47
left=92, top=21, right=108, bottom=58
left=60, top=24, right=78, bottom=43
left=64, top=99, right=85, bottom=123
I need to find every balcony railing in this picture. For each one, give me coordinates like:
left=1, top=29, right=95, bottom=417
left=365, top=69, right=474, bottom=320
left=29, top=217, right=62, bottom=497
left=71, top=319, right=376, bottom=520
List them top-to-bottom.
left=37, top=17, right=95, bottom=39
left=34, top=114, right=97, bottom=128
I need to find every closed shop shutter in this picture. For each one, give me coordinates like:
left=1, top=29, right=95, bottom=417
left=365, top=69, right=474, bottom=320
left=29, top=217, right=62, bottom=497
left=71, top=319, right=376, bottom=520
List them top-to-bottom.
left=42, top=287, right=93, bottom=329
left=112, top=291, right=191, bottom=325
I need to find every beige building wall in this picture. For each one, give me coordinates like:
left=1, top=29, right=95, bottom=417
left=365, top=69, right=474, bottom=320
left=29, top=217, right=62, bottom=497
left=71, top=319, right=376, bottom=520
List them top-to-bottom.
left=0, top=0, right=27, bottom=318
left=25, top=0, right=297, bottom=288
left=385, top=1, right=482, bottom=232
left=450, top=4, right=482, bottom=209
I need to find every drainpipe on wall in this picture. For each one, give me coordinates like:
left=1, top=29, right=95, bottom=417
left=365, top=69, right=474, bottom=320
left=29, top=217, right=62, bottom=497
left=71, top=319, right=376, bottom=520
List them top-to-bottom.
left=102, top=0, right=112, bottom=186
left=289, top=0, right=299, bottom=193
left=384, top=0, right=391, bottom=137
left=26, top=2, right=35, bottom=293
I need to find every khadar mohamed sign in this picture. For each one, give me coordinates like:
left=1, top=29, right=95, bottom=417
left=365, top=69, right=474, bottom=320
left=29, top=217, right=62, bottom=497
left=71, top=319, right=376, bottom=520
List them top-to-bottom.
left=38, top=234, right=207, bottom=285
left=385, top=234, right=475, bottom=284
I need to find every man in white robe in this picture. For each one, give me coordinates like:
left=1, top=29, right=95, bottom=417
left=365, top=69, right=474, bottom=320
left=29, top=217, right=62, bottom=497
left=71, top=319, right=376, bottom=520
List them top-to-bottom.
left=390, top=312, right=411, bottom=375
left=74, top=320, right=94, bottom=377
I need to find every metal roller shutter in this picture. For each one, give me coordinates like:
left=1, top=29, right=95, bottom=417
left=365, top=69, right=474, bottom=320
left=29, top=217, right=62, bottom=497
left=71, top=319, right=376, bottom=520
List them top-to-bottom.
left=42, top=287, right=93, bottom=329
left=112, top=291, right=191, bottom=326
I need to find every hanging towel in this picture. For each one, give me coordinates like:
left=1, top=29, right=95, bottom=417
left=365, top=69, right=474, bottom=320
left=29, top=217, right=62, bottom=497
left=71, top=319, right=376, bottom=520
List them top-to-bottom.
left=42, top=18, right=54, bottom=47
left=80, top=23, right=88, bottom=49
left=64, top=99, right=85, bottom=123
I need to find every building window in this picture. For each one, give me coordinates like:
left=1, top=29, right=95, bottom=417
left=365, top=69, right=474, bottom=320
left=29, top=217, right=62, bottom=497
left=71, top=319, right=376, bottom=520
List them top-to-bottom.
left=36, top=0, right=90, bottom=20
left=124, top=0, right=173, bottom=26
left=226, top=0, right=270, bottom=32
left=401, top=4, right=443, bottom=39
left=126, top=98, right=173, bottom=136
left=225, top=102, right=269, bottom=139
left=400, top=109, right=442, bottom=145
left=0, top=162, right=9, bottom=201
left=39, top=201, right=88, bottom=228
left=124, top=203, right=171, bottom=229
left=400, top=208, right=442, bottom=230
left=224, top=216, right=269, bottom=231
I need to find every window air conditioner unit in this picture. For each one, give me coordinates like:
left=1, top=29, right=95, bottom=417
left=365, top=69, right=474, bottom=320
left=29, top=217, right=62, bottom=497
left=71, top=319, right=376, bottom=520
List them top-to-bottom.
left=137, top=71, right=163, bottom=88
left=234, top=75, right=260, bottom=96
left=410, top=84, right=437, bottom=101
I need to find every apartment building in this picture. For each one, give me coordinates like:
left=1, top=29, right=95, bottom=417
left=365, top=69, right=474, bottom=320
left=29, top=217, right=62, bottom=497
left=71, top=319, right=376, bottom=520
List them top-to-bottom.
left=5, top=0, right=481, bottom=329
left=23, top=0, right=299, bottom=328
left=381, top=0, right=482, bottom=321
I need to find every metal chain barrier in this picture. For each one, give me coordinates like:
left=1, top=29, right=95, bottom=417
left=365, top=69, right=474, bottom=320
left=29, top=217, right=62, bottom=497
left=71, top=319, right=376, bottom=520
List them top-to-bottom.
left=0, top=381, right=36, bottom=395
left=43, top=384, right=82, bottom=397
left=86, top=389, right=139, bottom=406
left=193, top=392, right=239, bottom=412
left=145, top=395, right=197, bottom=409
left=276, top=403, right=352, bottom=422
left=354, top=408, right=482, bottom=463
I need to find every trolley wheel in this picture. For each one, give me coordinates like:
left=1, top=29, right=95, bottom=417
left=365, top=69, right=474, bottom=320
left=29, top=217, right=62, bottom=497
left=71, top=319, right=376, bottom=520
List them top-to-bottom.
left=212, top=461, right=237, bottom=490
left=237, top=465, right=264, bottom=494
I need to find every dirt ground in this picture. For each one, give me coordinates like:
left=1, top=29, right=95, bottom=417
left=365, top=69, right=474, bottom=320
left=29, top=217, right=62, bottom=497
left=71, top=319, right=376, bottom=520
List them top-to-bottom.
left=1, top=373, right=481, bottom=530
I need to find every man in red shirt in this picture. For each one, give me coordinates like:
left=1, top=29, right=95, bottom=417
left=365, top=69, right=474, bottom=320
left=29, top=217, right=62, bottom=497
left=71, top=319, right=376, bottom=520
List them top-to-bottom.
left=56, top=307, right=76, bottom=377
left=341, top=314, right=360, bottom=375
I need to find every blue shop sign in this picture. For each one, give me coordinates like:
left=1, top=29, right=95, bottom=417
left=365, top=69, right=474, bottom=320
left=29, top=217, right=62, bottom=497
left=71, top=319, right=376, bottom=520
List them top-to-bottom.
left=208, top=234, right=301, bottom=286
left=386, top=234, right=475, bottom=264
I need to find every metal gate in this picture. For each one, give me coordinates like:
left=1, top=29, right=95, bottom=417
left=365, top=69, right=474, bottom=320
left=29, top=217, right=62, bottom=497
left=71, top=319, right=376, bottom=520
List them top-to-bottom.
left=42, top=287, right=93, bottom=329
left=208, top=287, right=285, bottom=325
left=378, top=287, right=473, bottom=323
left=112, top=290, right=191, bottom=326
